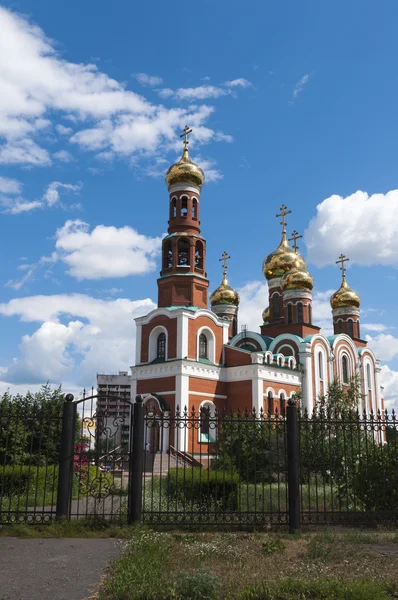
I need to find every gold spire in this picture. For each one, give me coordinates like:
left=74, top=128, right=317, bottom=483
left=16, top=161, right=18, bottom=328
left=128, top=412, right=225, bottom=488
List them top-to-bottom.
left=165, top=126, right=205, bottom=189
left=262, top=205, right=306, bottom=280
left=210, top=252, right=240, bottom=307
left=330, top=254, right=360, bottom=309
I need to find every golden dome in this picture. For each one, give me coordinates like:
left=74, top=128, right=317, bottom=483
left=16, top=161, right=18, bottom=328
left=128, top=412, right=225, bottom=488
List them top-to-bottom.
left=165, top=147, right=205, bottom=189
left=262, top=232, right=306, bottom=280
left=282, top=265, right=314, bottom=291
left=210, top=275, right=240, bottom=307
left=330, top=277, right=360, bottom=309
left=262, top=306, right=270, bottom=322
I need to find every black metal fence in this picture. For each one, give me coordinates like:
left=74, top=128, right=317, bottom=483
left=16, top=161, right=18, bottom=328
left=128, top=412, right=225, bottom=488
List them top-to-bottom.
left=0, top=392, right=397, bottom=530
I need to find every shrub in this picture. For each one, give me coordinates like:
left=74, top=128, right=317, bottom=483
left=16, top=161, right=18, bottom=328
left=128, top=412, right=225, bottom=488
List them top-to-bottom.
left=0, top=465, right=58, bottom=498
left=166, top=468, right=239, bottom=511
left=173, top=569, right=220, bottom=600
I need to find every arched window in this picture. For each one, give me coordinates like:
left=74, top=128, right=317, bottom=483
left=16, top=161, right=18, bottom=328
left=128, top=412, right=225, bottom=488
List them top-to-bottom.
left=181, top=196, right=188, bottom=217
left=171, top=197, right=177, bottom=219
left=192, top=198, right=197, bottom=219
left=178, top=238, right=190, bottom=265
left=195, top=240, right=203, bottom=269
left=163, top=241, right=172, bottom=269
left=272, top=294, right=280, bottom=318
left=297, top=303, right=304, bottom=323
left=287, top=304, right=293, bottom=324
left=308, top=304, right=312, bottom=324
left=347, top=319, right=354, bottom=338
left=337, top=320, right=343, bottom=333
left=157, top=333, right=166, bottom=360
left=199, top=333, right=208, bottom=359
left=318, top=351, right=323, bottom=380
left=342, top=355, right=349, bottom=384
left=367, top=363, right=372, bottom=390
left=267, top=391, right=273, bottom=415
left=279, top=393, right=286, bottom=417
left=199, top=402, right=216, bottom=443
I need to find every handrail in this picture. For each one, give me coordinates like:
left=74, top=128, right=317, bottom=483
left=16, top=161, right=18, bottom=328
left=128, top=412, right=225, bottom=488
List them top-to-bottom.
left=169, top=445, right=202, bottom=468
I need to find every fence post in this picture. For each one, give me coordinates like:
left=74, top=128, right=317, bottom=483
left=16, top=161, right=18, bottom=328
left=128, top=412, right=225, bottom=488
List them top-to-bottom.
left=56, top=394, right=77, bottom=519
left=128, top=394, right=144, bottom=524
left=286, top=397, right=300, bottom=534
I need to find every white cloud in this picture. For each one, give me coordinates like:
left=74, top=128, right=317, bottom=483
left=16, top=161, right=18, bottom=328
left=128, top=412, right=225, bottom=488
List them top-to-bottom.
left=0, top=7, right=231, bottom=167
left=135, top=73, right=163, bottom=87
left=291, top=73, right=311, bottom=100
left=223, top=78, right=252, bottom=88
left=158, top=79, right=252, bottom=101
left=157, top=88, right=174, bottom=99
left=55, top=124, right=73, bottom=135
left=53, top=149, right=74, bottom=162
left=192, top=155, right=223, bottom=183
left=0, top=176, right=21, bottom=194
left=42, top=181, right=82, bottom=207
left=305, top=190, right=398, bottom=267
left=1, top=198, right=42, bottom=215
left=55, top=219, right=162, bottom=279
left=237, top=281, right=269, bottom=331
left=312, top=289, right=335, bottom=336
left=0, top=294, right=155, bottom=385
left=361, top=323, right=389, bottom=332
left=366, top=333, right=398, bottom=362
left=379, top=365, right=398, bottom=409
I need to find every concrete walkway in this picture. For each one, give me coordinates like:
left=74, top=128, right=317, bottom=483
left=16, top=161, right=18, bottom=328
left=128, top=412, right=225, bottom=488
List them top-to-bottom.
left=0, top=538, right=121, bottom=600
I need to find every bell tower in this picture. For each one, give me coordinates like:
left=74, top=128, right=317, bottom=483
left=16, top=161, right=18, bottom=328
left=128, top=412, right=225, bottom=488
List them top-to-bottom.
left=158, top=126, right=209, bottom=309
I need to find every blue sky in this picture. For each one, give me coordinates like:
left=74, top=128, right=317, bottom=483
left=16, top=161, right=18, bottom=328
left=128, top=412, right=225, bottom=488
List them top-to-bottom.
left=0, top=0, right=397, bottom=404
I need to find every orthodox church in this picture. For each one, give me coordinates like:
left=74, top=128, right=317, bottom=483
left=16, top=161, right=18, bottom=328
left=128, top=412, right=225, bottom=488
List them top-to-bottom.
left=98, top=127, right=383, bottom=451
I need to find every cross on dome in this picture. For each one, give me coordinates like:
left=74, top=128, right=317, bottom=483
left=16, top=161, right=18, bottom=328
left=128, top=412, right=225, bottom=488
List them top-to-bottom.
left=180, top=125, right=193, bottom=150
left=276, top=204, right=292, bottom=233
left=288, top=230, right=303, bottom=253
left=219, top=251, right=231, bottom=277
left=336, top=253, right=349, bottom=280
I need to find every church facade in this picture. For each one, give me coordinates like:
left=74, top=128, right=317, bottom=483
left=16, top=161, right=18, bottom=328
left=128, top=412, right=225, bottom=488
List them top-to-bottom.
left=98, top=128, right=383, bottom=453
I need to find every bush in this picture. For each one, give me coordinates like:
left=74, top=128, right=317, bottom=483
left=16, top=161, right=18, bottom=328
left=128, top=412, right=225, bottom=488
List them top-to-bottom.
left=350, top=444, right=398, bottom=511
left=0, top=465, right=58, bottom=498
left=166, top=468, right=239, bottom=511
left=173, top=569, right=220, bottom=600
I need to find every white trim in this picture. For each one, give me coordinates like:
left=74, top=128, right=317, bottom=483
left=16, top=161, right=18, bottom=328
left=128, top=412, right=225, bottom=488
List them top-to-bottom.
left=168, top=182, right=201, bottom=194
left=179, top=313, right=189, bottom=359
left=135, top=323, right=142, bottom=366
left=149, top=325, right=168, bottom=362
left=196, top=326, right=216, bottom=363
left=230, top=331, right=268, bottom=351
left=269, top=334, right=302, bottom=353
left=299, top=347, right=313, bottom=413
left=175, top=373, right=189, bottom=451
left=252, top=378, right=263, bottom=413
left=265, top=386, right=276, bottom=396
left=189, top=391, right=227, bottom=399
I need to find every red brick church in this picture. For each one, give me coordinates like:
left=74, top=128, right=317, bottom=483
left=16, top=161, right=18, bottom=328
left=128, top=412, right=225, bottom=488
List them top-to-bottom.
left=98, top=127, right=383, bottom=453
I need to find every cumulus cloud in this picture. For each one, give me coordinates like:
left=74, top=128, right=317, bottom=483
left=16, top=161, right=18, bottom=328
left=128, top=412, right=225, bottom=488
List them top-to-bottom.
left=0, top=7, right=231, bottom=168
left=134, top=73, right=163, bottom=87
left=223, top=78, right=252, bottom=88
left=53, top=149, right=74, bottom=162
left=0, top=176, right=21, bottom=194
left=0, top=179, right=81, bottom=215
left=42, top=181, right=82, bottom=207
left=305, top=190, right=398, bottom=267
left=55, top=219, right=162, bottom=279
left=237, top=281, right=269, bottom=331
left=0, top=294, right=155, bottom=385
left=366, top=333, right=398, bottom=362
left=379, top=365, right=398, bottom=409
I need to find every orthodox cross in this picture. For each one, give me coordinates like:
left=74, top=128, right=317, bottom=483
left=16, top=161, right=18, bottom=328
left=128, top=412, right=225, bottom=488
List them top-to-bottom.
left=180, top=125, right=193, bottom=150
left=276, top=204, right=292, bottom=232
left=288, top=230, right=303, bottom=253
left=219, top=251, right=231, bottom=277
left=336, top=253, right=349, bottom=279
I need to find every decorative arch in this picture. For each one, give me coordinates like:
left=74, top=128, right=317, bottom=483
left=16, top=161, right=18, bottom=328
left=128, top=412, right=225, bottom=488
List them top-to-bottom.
left=181, top=195, right=188, bottom=217
left=171, top=196, right=177, bottom=219
left=192, top=197, right=198, bottom=219
left=177, top=237, right=190, bottom=266
left=195, top=240, right=204, bottom=269
left=149, top=326, right=168, bottom=362
left=196, top=326, right=216, bottom=363
left=230, top=331, right=268, bottom=352
left=276, top=353, right=284, bottom=367
left=341, top=353, right=350, bottom=384
left=287, top=356, right=296, bottom=369
left=266, top=389, right=274, bottom=414
left=278, top=389, right=287, bottom=417
left=198, top=400, right=217, bottom=442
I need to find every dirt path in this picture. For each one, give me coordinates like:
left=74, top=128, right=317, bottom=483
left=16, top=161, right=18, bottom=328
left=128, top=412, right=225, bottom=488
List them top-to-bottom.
left=0, top=538, right=121, bottom=600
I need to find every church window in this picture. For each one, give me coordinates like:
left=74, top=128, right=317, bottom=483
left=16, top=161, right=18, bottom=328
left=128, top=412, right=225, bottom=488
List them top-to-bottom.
left=181, top=196, right=188, bottom=217
left=171, top=198, right=177, bottom=219
left=192, top=198, right=197, bottom=219
left=178, top=238, right=190, bottom=266
left=163, top=241, right=172, bottom=269
left=195, top=241, right=203, bottom=269
left=272, top=294, right=280, bottom=318
left=297, top=303, right=304, bottom=323
left=287, top=304, right=293, bottom=324
left=308, top=304, right=312, bottom=324
left=348, top=319, right=354, bottom=338
left=338, top=320, right=343, bottom=333
left=157, top=333, right=166, bottom=360
left=199, top=333, right=208, bottom=359
left=318, top=351, right=323, bottom=380
left=342, top=355, right=349, bottom=384
left=367, top=363, right=372, bottom=390
left=267, top=391, right=273, bottom=415
left=279, top=393, right=286, bottom=417
left=199, top=402, right=216, bottom=442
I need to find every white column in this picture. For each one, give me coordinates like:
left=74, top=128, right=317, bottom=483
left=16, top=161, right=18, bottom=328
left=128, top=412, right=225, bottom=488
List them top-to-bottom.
left=135, top=323, right=142, bottom=365
left=299, top=348, right=313, bottom=414
left=175, top=372, right=189, bottom=452
left=251, top=375, right=263, bottom=415
left=161, top=411, right=170, bottom=454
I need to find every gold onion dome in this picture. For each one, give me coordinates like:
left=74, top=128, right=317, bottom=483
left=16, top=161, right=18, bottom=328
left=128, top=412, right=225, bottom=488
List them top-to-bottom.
left=165, top=147, right=205, bottom=189
left=262, top=232, right=306, bottom=280
left=282, top=264, right=314, bottom=291
left=210, top=274, right=240, bottom=307
left=330, top=278, right=360, bottom=309
left=262, top=306, right=270, bottom=322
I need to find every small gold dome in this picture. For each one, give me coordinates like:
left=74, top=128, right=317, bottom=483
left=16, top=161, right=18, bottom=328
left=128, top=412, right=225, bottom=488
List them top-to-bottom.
left=165, top=147, right=205, bottom=189
left=262, top=233, right=306, bottom=280
left=282, top=265, right=314, bottom=291
left=210, top=275, right=240, bottom=307
left=330, top=278, right=360, bottom=309
left=262, top=306, right=270, bottom=322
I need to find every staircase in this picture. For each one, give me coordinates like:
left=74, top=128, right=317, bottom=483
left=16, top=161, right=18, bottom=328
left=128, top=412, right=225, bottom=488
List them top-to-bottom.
left=144, top=449, right=202, bottom=476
